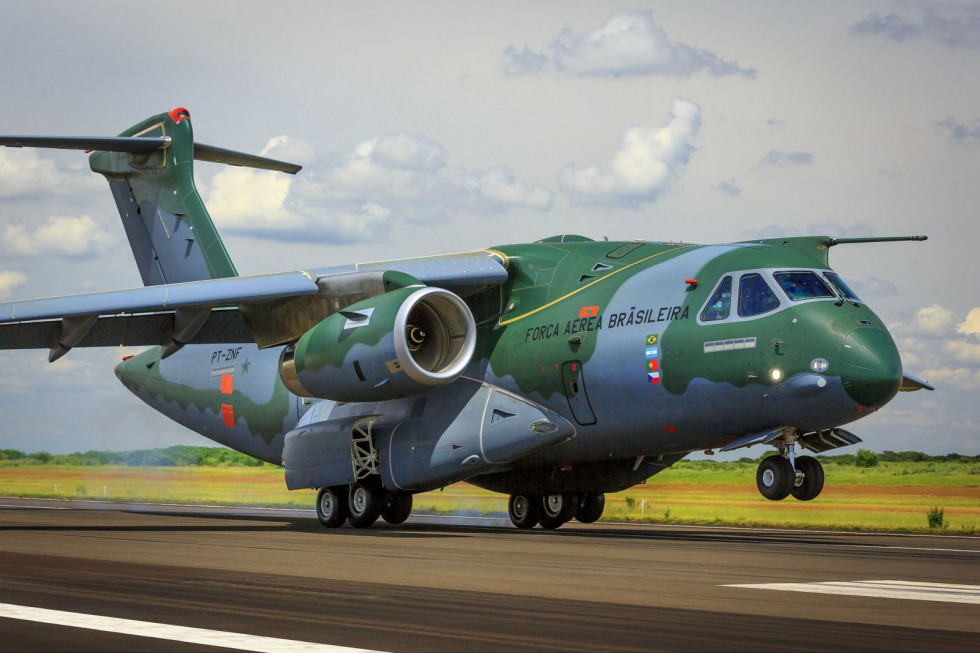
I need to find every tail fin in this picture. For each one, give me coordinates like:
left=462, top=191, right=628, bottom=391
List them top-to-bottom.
left=1, top=107, right=301, bottom=286
left=89, top=107, right=302, bottom=285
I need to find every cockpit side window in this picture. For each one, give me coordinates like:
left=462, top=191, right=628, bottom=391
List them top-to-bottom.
left=773, top=271, right=835, bottom=301
left=823, top=272, right=860, bottom=301
left=738, top=273, right=780, bottom=317
left=700, top=276, right=732, bottom=322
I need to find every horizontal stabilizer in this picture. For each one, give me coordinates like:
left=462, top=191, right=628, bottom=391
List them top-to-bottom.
left=0, top=135, right=169, bottom=153
left=0, top=135, right=300, bottom=174
left=194, top=143, right=301, bottom=174
left=900, top=374, right=935, bottom=392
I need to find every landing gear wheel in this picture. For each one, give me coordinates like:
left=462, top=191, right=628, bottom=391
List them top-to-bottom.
left=756, top=455, right=794, bottom=501
left=791, top=456, right=825, bottom=501
left=348, top=481, right=383, bottom=528
left=315, top=486, right=349, bottom=528
left=381, top=492, right=413, bottom=525
left=538, top=493, right=577, bottom=530
left=576, top=493, right=605, bottom=523
left=508, top=494, right=539, bottom=529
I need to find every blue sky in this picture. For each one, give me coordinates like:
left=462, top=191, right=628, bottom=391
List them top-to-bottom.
left=1, top=1, right=978, bottom=455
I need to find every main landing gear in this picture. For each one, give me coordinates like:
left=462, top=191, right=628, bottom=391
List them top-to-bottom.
left=756, top=443, right=825, bottom=501
left=315, top=481, right=414, bottom=529
left=507, top=492, right=606, bottom=530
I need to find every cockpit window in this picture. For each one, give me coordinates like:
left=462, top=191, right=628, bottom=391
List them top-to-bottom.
left=773, top=271, right=835, bottom=301
left=823, top=272, right=860, bottom=302
left=738, top=273, right=780, bottom=317
left=700, top=276, right=732, bottom=322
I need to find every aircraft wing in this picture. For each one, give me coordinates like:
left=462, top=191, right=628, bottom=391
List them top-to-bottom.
left=0, top=250, right=508, bottom=360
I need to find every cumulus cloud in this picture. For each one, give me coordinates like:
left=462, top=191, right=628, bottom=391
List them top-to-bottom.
left=852, top=8, right=980, bottom=48
left=503, top=9, right=756, bottom=78
left=558, top=97, right=701, bottom=207
left=936, top=117, right=980, bottom=144
left=205, top=134, right=553, bottom=242
left=0, top=148, right=100, bottom=198
left=759, top=150, right=814, bottom=166
left=717, top=180, right=742, bottom=197
left=3, top=215, right=119, bottom=258
left=0, top=270, right=26, bottom=298
left=912, top=304, right=956, bottom=335
left=889, top=305, right=980, bottom=390
left=958, top=307, right=980, bottom=336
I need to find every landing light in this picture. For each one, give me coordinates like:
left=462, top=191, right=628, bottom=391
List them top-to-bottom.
left=810, top=358, right=829, bottom=373
left=770, top=369, right=783, bottom=382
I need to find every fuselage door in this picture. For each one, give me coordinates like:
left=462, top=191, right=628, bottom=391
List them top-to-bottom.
left=561, top=360, right=597, bottom=426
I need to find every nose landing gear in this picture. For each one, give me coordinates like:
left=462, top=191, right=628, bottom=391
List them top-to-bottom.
left=756, top=440, right=825, bottom=501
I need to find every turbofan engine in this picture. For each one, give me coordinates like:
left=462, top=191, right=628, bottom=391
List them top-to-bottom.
left=279, top=286, right=477, bottom=402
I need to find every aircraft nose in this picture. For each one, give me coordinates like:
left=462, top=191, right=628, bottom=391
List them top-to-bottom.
left=839, top=327, right=903, bottom=409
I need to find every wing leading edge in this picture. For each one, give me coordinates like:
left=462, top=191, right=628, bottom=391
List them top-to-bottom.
left=0, top=250, right=508, bottom=361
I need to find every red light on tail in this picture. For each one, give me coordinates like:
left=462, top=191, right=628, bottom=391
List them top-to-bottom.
left=168, top=107, right=191, bottom=123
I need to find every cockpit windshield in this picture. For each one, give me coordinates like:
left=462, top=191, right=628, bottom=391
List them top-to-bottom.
left=772, top=271, right=835, bottom=301
left=823, top=272, right=861, bottom=302
left=737, top=273, right=780, bottom=317
left=701, top=276, right=732, bottom=322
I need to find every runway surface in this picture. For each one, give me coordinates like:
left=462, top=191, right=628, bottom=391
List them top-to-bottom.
left=0, top=497, right=978, bottom=651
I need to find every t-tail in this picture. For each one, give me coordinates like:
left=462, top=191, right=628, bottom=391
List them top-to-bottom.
left=0, top=107, right=301, bottom=285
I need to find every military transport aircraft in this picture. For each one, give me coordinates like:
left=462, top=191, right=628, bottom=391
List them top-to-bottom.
left=0, top=108, right=934, bottom=530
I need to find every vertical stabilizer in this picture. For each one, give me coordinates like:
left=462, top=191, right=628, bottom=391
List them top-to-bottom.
left=89, top=108, right=237, bottom=285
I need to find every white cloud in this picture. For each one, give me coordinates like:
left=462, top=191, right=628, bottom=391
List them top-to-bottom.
left=504, top=9, right=756, bottom=78
left=559, top=97, right=701, bottom=206
left=368, top=133, right=448, bottom=171
left=205, top=134, right=553, bottom=242
left=0, top=148, right=101, bottom=198
left=3, top=215, right=118, bottom=258
left=0, top=270, right=26, bottom=298
left=912, top=304, right=956, bottom=335
left=958, top=308, right=980, bottom=336
left=918, top=365, right=980, bottom=390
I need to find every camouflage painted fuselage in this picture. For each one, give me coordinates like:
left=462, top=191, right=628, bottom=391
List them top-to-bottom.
left=116, top=235, right=902, bottom=496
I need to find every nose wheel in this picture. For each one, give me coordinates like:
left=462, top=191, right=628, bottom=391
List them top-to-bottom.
left=756, top=447, right=825, bottom=501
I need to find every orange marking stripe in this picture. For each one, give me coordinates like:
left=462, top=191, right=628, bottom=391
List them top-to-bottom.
left=221, top=374, right=233, bottom=395
left=221, top=404, right=235, bottom=428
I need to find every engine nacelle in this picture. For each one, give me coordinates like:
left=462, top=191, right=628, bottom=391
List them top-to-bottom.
left=279, top=286, right=477, bottom=402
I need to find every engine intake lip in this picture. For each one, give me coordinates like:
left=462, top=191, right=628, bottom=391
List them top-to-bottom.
left=393, top=287, right=476, bottom=385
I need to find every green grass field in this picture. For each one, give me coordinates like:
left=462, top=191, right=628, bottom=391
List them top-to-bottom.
left=2, top=459, right=977, bottom=534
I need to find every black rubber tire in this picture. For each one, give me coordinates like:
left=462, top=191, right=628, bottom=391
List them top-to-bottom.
left=756, top=455, right=794, bottom=501
left=791, top=456, right=825, bottom=501
left=348, top=481, right=382, bottom=528
left=315, top=486, right=349, bottom=528
left=381, top=492, right=413, bottom=525
left=538, top=493, right=577, bottom=530
left=576, top=493, right=605, bottom=523
left=508, top=494, right=539, bottom=529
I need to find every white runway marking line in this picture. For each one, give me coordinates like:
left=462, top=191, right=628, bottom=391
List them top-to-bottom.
left=724, top=580, right=980, bottom=605
left=0, top=603, right=386, bottom=653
